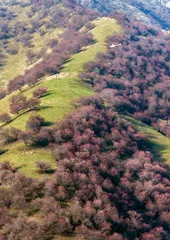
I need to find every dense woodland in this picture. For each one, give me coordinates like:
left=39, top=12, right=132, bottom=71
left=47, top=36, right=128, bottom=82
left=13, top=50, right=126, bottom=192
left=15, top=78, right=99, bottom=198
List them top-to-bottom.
left=0, top=0, right=170, bottom=239
left=80, top=21, right=170, bottom=136
left=1, top=98, right=170, bottom=239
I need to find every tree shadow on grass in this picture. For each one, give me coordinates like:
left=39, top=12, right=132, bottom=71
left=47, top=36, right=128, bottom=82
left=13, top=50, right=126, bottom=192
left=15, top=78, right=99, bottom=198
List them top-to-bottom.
left=21, top=81, right=42, bottom=93
left=39, top=91, right=53, bottom=98
left=0, top=106, right=52, bottom=129
left=36, top=106, right=52, bottom=111
left=123, top=115, right=169, bottom=164
left=42, top=121, right=53, bottom=127
left=145, top=139, right=167, bottom=163
left=0, top=149, right=8, bottom=155
left=15, top=164, right=26, bottom=172
left=44, top=169, right=56, bottom=174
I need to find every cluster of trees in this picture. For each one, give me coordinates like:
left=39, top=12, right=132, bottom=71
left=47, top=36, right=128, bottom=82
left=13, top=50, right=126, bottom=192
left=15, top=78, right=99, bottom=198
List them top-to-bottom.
left=0, top=0, right=97, bottom=104
left=0, top=0, right=97, bottom=82
left=27, top=0, right=97, bottom=38
left=2, top=1, right=170, bottom=239
left=29, top=1, right=72, bottom=30
left=0, top=3, right=22, bottom=59
left=0, top=8, right=15, bottom=40
left=80, top=21, right=170, bottom=135
left=7, top=26, right=93, bottom=94
left=7, top=31, right=93, bottom=93
left=0, top=50, right=5, bottom=67
left=26, top=50, right=42, bottom=65
left=0, top=86, right=48, bottom=125
left=32, top=86, right=48, bottom=98
left=0, top=87, right=46, bottom=124
left=0, top=88, right=6, bottom=100
left=9, top=94, right=40, bottom=114
left=45, top=97, right=170, bottom=239
left=51, top=97, right=146, bottom=160
left=0, top=98, right=170, bottom=239
left=0, top=113, right=52, bottom=147
left=0, top=113, right=11, bottom=124
left=19, top=114, right=52, bottom=146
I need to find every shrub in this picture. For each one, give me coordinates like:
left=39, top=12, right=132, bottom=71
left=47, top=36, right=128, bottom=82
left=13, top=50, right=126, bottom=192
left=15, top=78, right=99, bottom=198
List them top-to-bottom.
left=6, top=47, right=18, bottom=55
left=32, top=87, right=48, bottom=98
left=0, top=89, right=7, bottom=100
left=9, top=94, right=27, bottom=114
left=26, top=97, right=40, bottom=110
left=0, top=113, right=11, bottom=123
left=26, top=114, right=45, bottom=132
left=0, top=127, right=21, bottom=145
left=32, top=128, right=52, bottom=146
left=18, top=130, right=33, bottom=146
left=36, top=161, right=52, bottom=173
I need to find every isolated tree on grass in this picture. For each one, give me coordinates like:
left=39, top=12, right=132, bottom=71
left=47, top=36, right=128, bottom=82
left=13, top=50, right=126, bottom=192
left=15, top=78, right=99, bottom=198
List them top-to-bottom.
left=32, top=87, right=48, bottom=98
left=9, top=94, right=27, bottom=114
left=9, top=94, right=41, bottom=115
left=27, top=98, right=40, bottom=110
left=0, top=113, right=11, bottom=123
left=26, top=114, right=45, bottom=132
left=0, top=127, right=21, bottom=144
left=33, top=127, right=52, bottom=146
left=18, top=130, right=33, bottom=146
left=36, top=161, right=52, bottom=173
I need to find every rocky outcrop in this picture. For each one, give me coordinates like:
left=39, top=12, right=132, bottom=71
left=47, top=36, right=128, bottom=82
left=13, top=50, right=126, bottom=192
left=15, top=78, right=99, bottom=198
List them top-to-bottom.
left=75, top=0, right=170, bottom=29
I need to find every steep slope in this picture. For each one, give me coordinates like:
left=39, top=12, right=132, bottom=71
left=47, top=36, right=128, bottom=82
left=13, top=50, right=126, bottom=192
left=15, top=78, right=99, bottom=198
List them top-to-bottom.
left=0, top=0, right=121, bottom=178
left=0, top=0, right=63, bottom=84
left=76, top=0, right=170, bottom=29
left=0, top=1, right=170, bottom=240
left=79, top=19, right=170, bottom=168
left=125, top=116, right=170, bottom=164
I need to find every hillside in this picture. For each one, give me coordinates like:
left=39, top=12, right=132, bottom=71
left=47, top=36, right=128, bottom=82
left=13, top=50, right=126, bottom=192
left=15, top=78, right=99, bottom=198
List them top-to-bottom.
left=0, top=0, right=170, bottom=240
left=0, top=0, right=121, bottom=178
left=76, top=0, right=170, bottom=29
left=124, top=116, right=170, bottom=164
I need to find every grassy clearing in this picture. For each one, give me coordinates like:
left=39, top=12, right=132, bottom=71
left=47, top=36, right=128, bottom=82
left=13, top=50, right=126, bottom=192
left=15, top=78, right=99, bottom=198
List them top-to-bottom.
left=0, top=17, right=121, bottom=178
left=63, top=17, right=122, bottom=73
left=0, top=46, right=27, bottom=85
left=6, top=76, right=93, bottom=130
left=0, top=77, right=93, bottom=178
left=124, top=116, right=170, bottom=164
left=0, top=142, right=55, bottom=179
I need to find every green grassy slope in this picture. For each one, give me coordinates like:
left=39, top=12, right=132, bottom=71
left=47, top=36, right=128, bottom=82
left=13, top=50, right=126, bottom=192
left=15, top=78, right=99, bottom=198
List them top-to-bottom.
left=0, top=17, right=121, bottom=178
left=63, top=17, right=121, bottom=73
left=125, top=116, right=170, bottom=164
